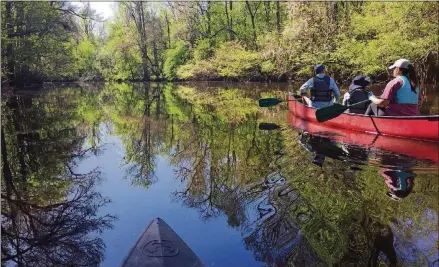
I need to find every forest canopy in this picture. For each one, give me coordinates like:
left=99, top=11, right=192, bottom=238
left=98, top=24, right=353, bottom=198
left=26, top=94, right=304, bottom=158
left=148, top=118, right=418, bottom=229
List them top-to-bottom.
left=1, top=1, right=438, bottom=85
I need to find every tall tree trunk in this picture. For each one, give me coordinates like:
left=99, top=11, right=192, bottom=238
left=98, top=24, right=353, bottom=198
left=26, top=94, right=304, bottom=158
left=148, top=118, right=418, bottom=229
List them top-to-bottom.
left=276, top=0, right=281, bottom=35
left=5, top=1, right=15, bottom=80
left=126, top=1, right=150, bottom=81
left=206, top=1, right=212, bottom=49
left=224, top=1, right=230, bottom=39
left=225, top=1, right=234, bottom=41
left=229, top=1, right=234, bottom=40
left=245, top=1, right=259, bottom=46
left=264, top=1, right=271, bottom=32
left=16, top=3, right=25, bottom=78
left=140, top=3, right=149, bottom=81
left=165, top=12, right=171, bottom=48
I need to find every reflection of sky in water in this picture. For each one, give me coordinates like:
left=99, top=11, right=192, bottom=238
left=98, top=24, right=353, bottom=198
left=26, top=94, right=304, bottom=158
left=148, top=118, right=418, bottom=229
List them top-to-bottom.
left=7, top=85, right=435, bottom=267
left=72, top=123, right=439, bottom=267
left=75, top=125, right=262, bottom=267
left=392, top=208, right=438, bottom=265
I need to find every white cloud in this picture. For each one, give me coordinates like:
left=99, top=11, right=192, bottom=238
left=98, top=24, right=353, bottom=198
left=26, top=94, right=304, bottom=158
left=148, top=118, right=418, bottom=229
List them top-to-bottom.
left=72, top=1, right=115, bottom=20
left=89, top=2, right=115, bottom=20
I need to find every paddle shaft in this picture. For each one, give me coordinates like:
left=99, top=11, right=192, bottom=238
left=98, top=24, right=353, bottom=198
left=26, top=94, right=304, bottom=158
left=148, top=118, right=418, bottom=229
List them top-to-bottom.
left=258, top=94, right=302, bottom=107
left=315, top=99, right=372, bottom=123
left=345, top=99, right=371, bottom=109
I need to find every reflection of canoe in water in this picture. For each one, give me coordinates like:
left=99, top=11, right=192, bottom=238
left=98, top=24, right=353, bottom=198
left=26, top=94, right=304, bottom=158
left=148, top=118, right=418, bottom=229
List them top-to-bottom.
left=287, top=94, right=439, bottom=142
left=287, top=112, right=439, bottom=163
left=120, top=218, right=203, bottom=267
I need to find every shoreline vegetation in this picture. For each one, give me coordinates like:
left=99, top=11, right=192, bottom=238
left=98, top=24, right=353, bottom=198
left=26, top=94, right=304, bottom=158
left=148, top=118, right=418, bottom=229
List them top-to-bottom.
left=1, top=2, right=438, bottom=89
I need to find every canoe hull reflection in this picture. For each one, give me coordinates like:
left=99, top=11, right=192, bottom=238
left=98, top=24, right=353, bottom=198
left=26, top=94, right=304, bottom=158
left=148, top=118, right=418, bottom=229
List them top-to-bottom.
left=288, top=112, right=439, bottom=163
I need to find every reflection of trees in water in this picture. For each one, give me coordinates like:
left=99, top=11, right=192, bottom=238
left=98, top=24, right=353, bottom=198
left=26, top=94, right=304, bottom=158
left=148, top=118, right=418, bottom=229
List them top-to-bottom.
left=18, top=83, right=436, bottom=266
left=105, top=83, right=169, bottom=188
left=165, top=85, right=329, bottom=265
left=1, top=90, right=116, bottom=267
left=171, top=97, right=438, bottom=266
left=166, top=106, right=324, bottom=265
left=171, top=114, right=281, bottom=223
left=171, top=125, right=248, bottom=223
left=283, top=127, right=439, bottom=266
left=1, top=170, right=115, bottom=266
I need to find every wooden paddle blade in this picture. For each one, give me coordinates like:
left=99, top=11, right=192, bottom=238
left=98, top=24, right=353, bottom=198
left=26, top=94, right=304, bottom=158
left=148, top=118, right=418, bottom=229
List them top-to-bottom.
left=258, top=98, right=283, bottom=107
left=315, top=104, right=349, bottom=123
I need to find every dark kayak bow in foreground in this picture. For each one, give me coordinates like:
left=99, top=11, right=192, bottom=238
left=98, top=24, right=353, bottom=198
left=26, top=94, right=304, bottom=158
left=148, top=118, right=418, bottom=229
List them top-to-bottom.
left=120, top=218, right=203, bottom=267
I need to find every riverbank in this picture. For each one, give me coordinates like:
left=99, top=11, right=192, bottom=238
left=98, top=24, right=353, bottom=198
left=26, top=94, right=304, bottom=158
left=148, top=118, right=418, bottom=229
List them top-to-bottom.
left=3, top=2, right=437, bottom=89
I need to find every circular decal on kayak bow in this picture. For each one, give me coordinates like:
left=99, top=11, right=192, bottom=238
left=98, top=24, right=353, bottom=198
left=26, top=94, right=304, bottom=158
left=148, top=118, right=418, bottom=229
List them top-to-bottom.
left=143, top=240, right=179, bottom=257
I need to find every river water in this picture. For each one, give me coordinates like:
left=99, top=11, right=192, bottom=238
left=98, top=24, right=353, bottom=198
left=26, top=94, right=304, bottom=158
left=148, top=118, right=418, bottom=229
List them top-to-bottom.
left=1, top=82, right=438, bottom=267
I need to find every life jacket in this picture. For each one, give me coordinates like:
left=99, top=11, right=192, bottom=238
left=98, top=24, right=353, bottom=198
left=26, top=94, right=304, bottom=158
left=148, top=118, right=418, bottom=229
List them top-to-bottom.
left=310, top=75, right=332, bottom=102
left=396, top=76, right=419, bottom=104
left=347, top=88, right=369, bottom=114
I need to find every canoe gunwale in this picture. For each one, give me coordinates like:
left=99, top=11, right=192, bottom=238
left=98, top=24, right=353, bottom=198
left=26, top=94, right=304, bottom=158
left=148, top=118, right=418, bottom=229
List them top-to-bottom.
left=287, top=93, right=439, bottom=120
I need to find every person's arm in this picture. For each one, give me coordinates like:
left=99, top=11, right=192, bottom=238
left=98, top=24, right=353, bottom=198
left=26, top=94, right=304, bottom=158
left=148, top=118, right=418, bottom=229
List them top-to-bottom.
left=299, top=78, right=313, bottom=97
left=300, top=78, right=313, bottom=105
left=330, top=78, right=341, bottom=102
left=369, top=78, right=402, bottom=107
left=368, top=95, right=389, bottom=107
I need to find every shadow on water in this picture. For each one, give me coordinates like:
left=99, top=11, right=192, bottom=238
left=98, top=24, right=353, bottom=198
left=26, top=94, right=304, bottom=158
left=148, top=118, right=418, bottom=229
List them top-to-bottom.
left=2, top=82, right=438, bottom=267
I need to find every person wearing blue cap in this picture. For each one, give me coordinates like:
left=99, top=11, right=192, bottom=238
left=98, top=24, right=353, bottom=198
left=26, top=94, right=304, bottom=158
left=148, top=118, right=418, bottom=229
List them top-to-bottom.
left=299, top=64, right=340, bottom=108
left=342, top=75, right=373, bottom=114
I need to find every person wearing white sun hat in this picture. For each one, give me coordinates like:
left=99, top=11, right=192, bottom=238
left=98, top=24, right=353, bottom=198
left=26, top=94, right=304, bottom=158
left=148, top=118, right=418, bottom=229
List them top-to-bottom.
left=366, top=58, right=423, bottom=116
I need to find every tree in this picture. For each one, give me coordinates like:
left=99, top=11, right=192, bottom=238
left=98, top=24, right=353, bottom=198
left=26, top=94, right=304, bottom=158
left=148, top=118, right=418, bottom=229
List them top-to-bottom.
left=0, top=1, right=102, bottom=84
left=245, top=1, right=262, bottom=47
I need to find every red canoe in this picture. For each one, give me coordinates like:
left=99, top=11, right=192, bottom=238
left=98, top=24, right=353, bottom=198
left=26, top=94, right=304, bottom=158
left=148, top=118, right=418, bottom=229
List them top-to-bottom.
left=287, top=94, right=439, bottom=142
left=287, top=112, right=439, bottom=163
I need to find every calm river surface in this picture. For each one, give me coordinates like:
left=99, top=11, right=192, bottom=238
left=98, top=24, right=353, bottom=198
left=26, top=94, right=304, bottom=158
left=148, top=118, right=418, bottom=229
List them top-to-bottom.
left=1, top=82, right=438, bottom=267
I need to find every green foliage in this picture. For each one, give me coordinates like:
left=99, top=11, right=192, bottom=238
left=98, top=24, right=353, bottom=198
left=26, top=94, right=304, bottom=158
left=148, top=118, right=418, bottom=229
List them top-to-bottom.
left=2, top=1, right=437, bottom=85
left=1, top=2, right=101, bottom=83
left=334, top=2, right=439, bottom=78
left=99, top=20, right=143, bottom=81
left=75, top=38, right=101, bottom=78
left=193, top=39, right=212, bottom=61
left=163, top=41, right=190, bottom=80
left=177, top=41, right=260, bottom=81
left=212, top=42, right=260, bottom=79
left=177, top=60, right=217, bottom=80
left=260, top=60, right=275, bottom=74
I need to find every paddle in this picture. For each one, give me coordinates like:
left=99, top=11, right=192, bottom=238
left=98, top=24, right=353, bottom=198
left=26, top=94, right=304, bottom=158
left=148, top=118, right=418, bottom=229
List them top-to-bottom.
left=258, top=94, right=302, bottom=108
left=259, top=98, right=283, bottom=107
left=315, top=99, right=371, bottom=123
left=258, top=122, right=282, bottom=131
